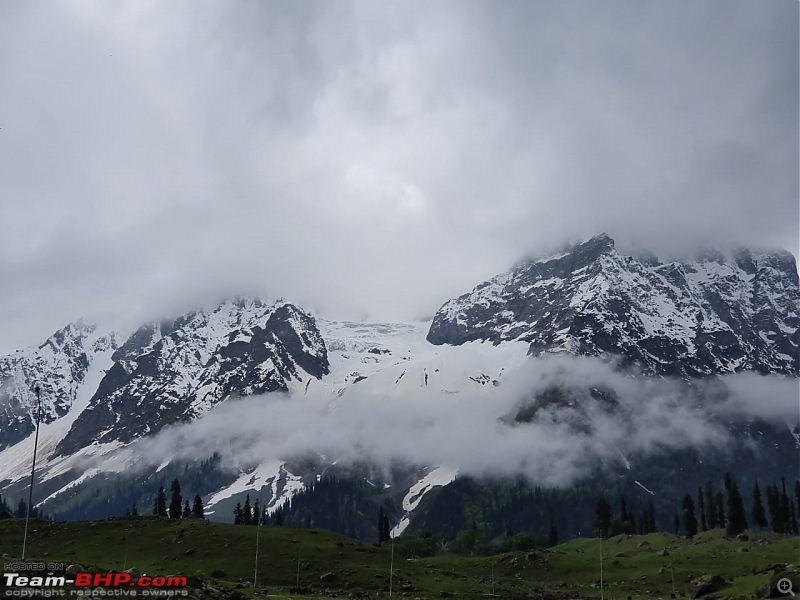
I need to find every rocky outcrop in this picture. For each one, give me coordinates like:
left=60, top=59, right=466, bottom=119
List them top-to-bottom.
left=428, top=234, right=799, bottom=377
left=55, top=299, right=328, bottom=455
left=0, top=322, right=119, bottom=450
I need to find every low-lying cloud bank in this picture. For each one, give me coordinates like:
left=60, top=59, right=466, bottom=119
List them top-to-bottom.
left=123, top=356, right=798, bottom=487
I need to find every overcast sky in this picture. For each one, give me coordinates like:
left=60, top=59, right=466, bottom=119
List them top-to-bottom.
left=0, top=0, right=797, bottom=353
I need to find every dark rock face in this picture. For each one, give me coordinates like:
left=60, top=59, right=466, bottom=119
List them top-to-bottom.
left=428, top=234, right=799, bottom=377
left=55, top=299, right=329, bottom=456
left=0, top=322, right=119, bottom=450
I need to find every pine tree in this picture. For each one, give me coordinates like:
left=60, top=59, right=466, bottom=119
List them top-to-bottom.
left=724, top=474, right=747, bottom=536
left=780, top=478, right=792, bottom=533
left=169, top=479, right=182, bottom=519
left=795, top=480, right=800, bottom=511
left=752, top=481, right=768, bottom=529
left=705, top=482, right=718, bottom=528
left=766, top=484, right=782, bottom=533
left=154, top=486, right=167, bottom=518
left=697, top=487, right=708, bottom=531
left=715, top=492, right=725, bottom=529
left=243, top=494, right=253, bottom=526
left=191, top=495, right=204, bottom=519
left=682, top=495, right=698, bottom=538
left=595, top=496, right=612, bottom=538
left=620, top=496, right=629, bottom=525
left=647, top=498, right=656, bottom=533
left=253, top=499, right=261, bottom=526
left=182, top=500, right=190, bottom=518
left=791, top=501, right=799, bottom=535
left=233, top=502, right=243, bottom=525
left=131, top=503, right=138, bottom=517
left=378, top=507, right=388, bottom=543
left=273, top=509, right=284, bottom=526
left=382, top=513, right=391, bottom=542
left=638, top=513, right=647, bottom=535
left=673, top=513, right=680, bottom=535
left=548, top=515, right=558, bottom=547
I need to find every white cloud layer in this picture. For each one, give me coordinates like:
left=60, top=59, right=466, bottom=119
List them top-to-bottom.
left=122, top=356, right=799, bottom=486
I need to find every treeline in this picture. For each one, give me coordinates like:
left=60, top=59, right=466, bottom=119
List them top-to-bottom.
left=55, top=454, right=228, bottom=521
left=222, top=471, right=800, bottom=551
left=244, top=474, right=660, bottom=544
left=593, top=474, right=800, bottom=540
left=270, top=475, right=607, bottom=545
left=672, top=475, right=798, bottom=538
left=230, top=476, right=385, bottom=540
left=280, top=476, right=388, bottom=540
left=407, top=476, right=612, bottom=541
left=148, top=478, right=205, bottom=520
left=231, top=492, right=282, bottom=526
left=0, top=494, right=55, bottom=521
left=593, top=494, right=657, bottom=537
left=391, top=529, right=553, bottom=559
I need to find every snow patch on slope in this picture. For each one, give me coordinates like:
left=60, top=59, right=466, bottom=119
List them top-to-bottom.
left=204, top=460, right=303, bottom=517
left=392, top=466, right=458, bottom=537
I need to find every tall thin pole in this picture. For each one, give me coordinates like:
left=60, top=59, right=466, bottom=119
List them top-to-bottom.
left=22, top=384, right=42, bottom=560
left=254, top=484, right=264, bottom=587
left=389, top=532, right=394, bottom=597
left=599, top=532, right=604, bottom=600
left=491, top=556, right=495, bottom=596
left=670, top=564, right=676, bottom=596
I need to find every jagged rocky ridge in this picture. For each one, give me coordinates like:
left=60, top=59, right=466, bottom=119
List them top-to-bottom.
left=428, top=233, right=800, bottom=377
left=54, top=299, right=329, bottom=456
left=0, top=322, right=119, bottom=450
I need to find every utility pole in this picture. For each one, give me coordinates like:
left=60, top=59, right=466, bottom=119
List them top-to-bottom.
left=22, top=384, right=42, bottom=560
left=254, top=476, right=283, bottom=588
left=254, top=484, right=264, bottom=588
left=389, top=532, right=395, bottom=597
left=599, top=532, right=604, bottom=600
left=491, top=556, right=495, bottom=596
left=670, top=564, right=676, bottom=597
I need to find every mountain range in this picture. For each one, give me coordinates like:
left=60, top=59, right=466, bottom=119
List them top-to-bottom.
left=0, top=233, right=797, bottom=539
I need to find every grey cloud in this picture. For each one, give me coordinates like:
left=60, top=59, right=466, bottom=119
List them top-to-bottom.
left=0, top=0, right=796, bottom=352
left=704, top=373, right=800, bottom=424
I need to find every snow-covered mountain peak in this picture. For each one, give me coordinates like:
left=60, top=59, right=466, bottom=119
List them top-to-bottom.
left=428, top=233, right=799, bottom=377
left=53, top=298, right=329, bottom=456
left=0, top=320, right=120, bottom=451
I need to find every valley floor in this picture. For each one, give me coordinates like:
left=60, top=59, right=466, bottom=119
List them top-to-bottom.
left=0, top=519, right=797, bottom=599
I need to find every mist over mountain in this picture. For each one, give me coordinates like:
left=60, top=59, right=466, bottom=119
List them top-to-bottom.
left=1, top=1, right=797, bottom=360
left=0, top=234, right=796, bottom=539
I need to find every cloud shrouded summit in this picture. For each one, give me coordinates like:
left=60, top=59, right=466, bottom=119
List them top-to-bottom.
left=0, top=0, right=797, bottom=353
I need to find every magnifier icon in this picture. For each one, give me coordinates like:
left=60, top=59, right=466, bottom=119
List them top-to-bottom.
left=778, top=578, right=796, bottom=596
